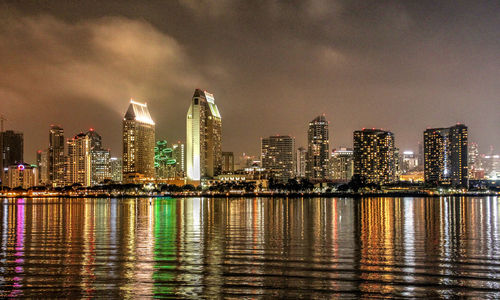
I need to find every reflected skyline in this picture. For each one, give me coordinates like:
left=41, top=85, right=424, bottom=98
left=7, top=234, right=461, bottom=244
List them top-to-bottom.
left=0, top=197, right=499, bottom=298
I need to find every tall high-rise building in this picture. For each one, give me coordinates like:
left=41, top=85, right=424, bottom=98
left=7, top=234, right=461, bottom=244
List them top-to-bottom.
left=186, top=89, right=222, bottom=181
left=122, top=100, right=156, bottom=183
left=306, top=115, right=329, bottom=180
left=424, top=124, right=468, bottom=187
left=48, top=125, right=65, bottom=187
left=87, top=129, right=111, bottom=185
left=353, top=129, right=397, bottom=184
left=0, top=130, right=23, bottom=168
left=1, top=130, right=23, bottom=188
left=67, top=133, right=92, bottom=186
left=261, top=135, right=295, bottom=182
left=155, top=140, right=176, bottom=179
left=172, top=142, right=185, bottom=177
left=296, top=147, right=307, bottom=178
left=330, top=148, right=353, bottom=181
left=38, top=150, right=49, bottom=185
left=222, top=152, right=234, bottom=173
left=110, top=157, right=123, bottom=182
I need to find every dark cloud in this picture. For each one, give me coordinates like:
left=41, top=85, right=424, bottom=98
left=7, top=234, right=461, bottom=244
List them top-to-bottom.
left=0, top=1, right=499, bottom=162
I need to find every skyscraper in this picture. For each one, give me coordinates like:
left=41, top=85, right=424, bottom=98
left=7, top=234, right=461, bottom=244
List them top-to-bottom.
left=186, top=89, right=222, bottom=181
left=122, top=100, right=156, bottom=183
left=306, top=115, right=329, bottom=180
left=424, top=124, right=468, bottom=187
left=48, top=125, right=65, bottom=187
left=87, top=129, right=111, bottom=185
left=353, top=129, right=397, bottom=184
left=0, top=130, right=23, bottom=187
left=67, top=133, right=91, bottom=186
left=261, top=135, right=295, bottom=182
left=172, top=142, right=185, bottom=178
left=295, top=147, right=307, bottom=178
left=330, top=148, right=353, bottom=181
left=401, top=151, right=418, bottom=174
left=110, top=157, right=123, bottom=182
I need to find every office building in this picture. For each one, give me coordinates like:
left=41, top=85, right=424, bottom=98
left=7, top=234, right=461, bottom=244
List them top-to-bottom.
left=186, top=89, right=222, bottom=181
left=122, top=100, right=156, bottom=182
left=306, top=115, right=329, bottom=180
left=424, top=124, right=468, bottom=187
left=48, top=125, right=65, bottom=187
left=87, top=129, right=111, bottom=185
left=353, top=129, right=397, bottom=184
left=0, top=130, right=24, bottom=171
left=67, top=133, right=92, bottom=186
left=261, top=135, right=295, bottom=182
left=155, top=140, right=176, bottom=179
left=172, top=142, right=185, bottom=177
left=296, top=147, right=307, bottom=178
left=330, top=148, right=353, bottom=181
left=401, top=151, right=418, bottom=174
left=222, top=152, right=234, bottom=173
left=110, top=157, right=123, bottom=182
left=6, top=164, right=38, bottom=189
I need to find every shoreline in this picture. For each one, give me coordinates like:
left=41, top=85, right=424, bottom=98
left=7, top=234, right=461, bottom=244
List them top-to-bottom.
left=1, top=191, right=498, bottom=199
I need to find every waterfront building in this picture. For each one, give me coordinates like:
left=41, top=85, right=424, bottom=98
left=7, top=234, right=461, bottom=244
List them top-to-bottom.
left=186, top=89, right=222, bottom=181
left=122, top=100, right=156, bottom=183
left=306, top=115, right=329, bottom=180
left=424, top=124, right=468, bottom=187
left=48, top=125, right=65, bottom=187
left=87, top=129, right=111, bottom=185
left=353, top=129, right=397, bottom=184
left=0, top=130, right=23, bottom=172
left=1, top=130, right=24, bottom=188
left=67, top=133, right=92, bottom=186
left=261, top=135, right=295, bottom=182
left=155, top=140, right=176, bottom=179
left=172, top=142, right=185, bottom=177
left=296, top=147, right=307, bottom=178
left=330, top=148, right=353, bottom=181
left=401, top=151, right=418, bottom=174
left=222, top=152, right=234, bottom=173
left=483, top=154, right=499, bottom=180
left=110, top=157, right=122, bottom=182
left=6, top=163, right=38, bottom=189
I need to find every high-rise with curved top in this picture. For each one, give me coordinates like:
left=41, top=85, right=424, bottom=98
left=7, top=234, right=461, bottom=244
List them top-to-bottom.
left=186, top=89, right=222, bottom=182
left=122, top=99, right=155, bottom=183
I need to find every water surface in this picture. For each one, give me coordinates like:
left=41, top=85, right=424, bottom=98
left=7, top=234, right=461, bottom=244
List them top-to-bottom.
left=1, top=197, right=499, bottom=298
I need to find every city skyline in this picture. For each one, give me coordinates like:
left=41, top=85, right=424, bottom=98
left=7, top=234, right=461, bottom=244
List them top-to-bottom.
left=0, top=1, right=499, bottom=163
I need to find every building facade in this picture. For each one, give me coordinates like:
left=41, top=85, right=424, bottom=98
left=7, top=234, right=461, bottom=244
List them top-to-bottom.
left=186, top=89, right=222, bottom=181
left=122, top=100, right=156, bottom=183
left=306, top=115, right=329, bottom=180
left=424, top=124, right=468, bottom=187
left=48, top=125, right=65, bottom=187
left=87, top=129, right=111, bottom=185
left=353, top=129, right=397, bottom=184
left=67, top=133, right=92, bottom=186
left=261, top=135, right=295, bottom=182
left=172, top=142, right=185, bottom=178
left=295, top=147, right=307, bottom=178
left=330, top=148, right=353, bottom=181
left=222, top=152, right=234, bottom=173
left=110, top=157, right=123, bottom=182
left=6, top=164, right=38, bottom=189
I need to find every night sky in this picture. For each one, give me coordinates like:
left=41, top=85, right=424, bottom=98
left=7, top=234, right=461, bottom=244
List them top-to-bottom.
left=1, top=0, right=499, bottom=163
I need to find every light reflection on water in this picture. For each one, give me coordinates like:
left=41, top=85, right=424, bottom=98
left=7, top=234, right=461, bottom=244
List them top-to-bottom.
left=0, top=197, right=499, bottom=298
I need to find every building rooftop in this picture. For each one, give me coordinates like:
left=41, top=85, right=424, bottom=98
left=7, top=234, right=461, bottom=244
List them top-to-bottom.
left=124, top=99, right=155, bottom=125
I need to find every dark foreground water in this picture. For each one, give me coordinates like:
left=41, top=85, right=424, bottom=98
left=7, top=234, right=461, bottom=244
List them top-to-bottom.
left=0, top=197, right=499, bottom=298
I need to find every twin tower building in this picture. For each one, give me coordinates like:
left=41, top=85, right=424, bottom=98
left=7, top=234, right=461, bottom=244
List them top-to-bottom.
left=122, top=89, right=222, bottom=183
